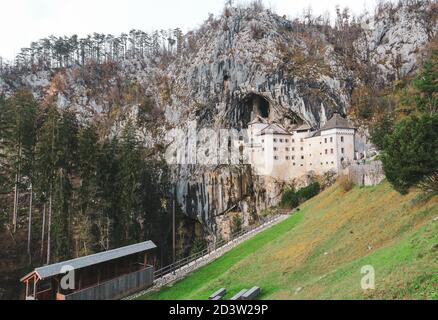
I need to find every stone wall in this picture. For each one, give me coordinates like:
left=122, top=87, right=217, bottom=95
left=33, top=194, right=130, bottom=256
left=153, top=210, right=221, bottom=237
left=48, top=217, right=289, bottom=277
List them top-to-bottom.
left=345, top=161, right=386, bottom=186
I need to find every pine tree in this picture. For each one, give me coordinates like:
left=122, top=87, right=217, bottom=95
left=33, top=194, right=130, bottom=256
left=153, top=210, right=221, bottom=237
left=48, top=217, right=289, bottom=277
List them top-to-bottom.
left=412, top=59, right=438, bottom=114
left=3, top=90, right=37, bottom=234
left=0, top=94, right=12, bottom=193
left=35, top=107, right=59, bottom=263
left=51, top=110, right=78, bottom=261
left=381, top=113, right=438, bottom=194
left=117, top=122, right=143, bottom=244
left=77, top=125, right=100, bottom=253
left=97, top=138, right=122, bottom=249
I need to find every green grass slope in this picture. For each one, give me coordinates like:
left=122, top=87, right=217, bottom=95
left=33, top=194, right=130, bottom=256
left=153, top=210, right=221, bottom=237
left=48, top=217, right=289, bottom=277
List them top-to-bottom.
left=141, top=182, right=438, bottom=300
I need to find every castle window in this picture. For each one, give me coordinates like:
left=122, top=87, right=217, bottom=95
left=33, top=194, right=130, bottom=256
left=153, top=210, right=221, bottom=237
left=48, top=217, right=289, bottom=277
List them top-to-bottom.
left=341, top=136, right=344, bottom=143
left=330, top=137, right=333, bottom=143
left=325, top=138, right=327, bottom=143
left=262, top=139, right=265, bottom=143
left=274, top=139, right=277, bottom=143
left=280, top=139, right=283, bottom=143
left=285, top=139, right=289, bottom=143
left=292, top=139, right=295, bottom=143
left=301, top=139, right=304, bottom=142
left=273, top=147, right=277, bottom=151
left=286, top=147, right=290, bottom=151
left=292, top=147, right=295, bottom=152
left=300, top=147, right=304, bottom=151
left=341, top=148, right=345, bottom=154
left=325, top=149, right=328, bottom=155
left=331, top=149, right=334, bottom=154
left=274, top=156, right=278, bottom=160
left=286, top=156, right=290, bottom=160
left=301, top=156, right=304, bottom=160
left=331, top=161, right=334, bottom=164
left=293, top=163, right=296, bottom=166
left=310, top=163, right=313, bottom=166
left=321, top=163, right=323, bottom=166
left=301, top=164, right=304, bottom=167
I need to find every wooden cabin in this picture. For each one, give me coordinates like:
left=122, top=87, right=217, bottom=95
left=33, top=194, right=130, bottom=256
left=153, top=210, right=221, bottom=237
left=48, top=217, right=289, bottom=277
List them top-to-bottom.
left=21, top=241, right=156, bottom=300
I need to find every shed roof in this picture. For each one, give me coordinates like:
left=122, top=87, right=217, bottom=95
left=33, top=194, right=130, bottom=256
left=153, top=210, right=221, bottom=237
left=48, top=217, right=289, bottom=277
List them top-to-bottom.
left=21, top=241, right=157, bottom=281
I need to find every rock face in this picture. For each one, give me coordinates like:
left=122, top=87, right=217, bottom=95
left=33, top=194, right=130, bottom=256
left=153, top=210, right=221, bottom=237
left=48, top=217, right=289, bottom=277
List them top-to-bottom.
left=1, top=2, right=437, bottom=236
left=344, top=161, right=386, bottom=187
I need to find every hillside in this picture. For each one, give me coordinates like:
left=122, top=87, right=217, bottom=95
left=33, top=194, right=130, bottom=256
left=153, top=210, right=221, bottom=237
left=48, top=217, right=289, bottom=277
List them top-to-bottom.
left=141, top=182, right=438, bottom=300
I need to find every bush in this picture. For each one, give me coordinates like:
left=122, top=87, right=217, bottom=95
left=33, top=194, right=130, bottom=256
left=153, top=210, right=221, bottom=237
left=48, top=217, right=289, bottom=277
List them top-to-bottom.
left=339, top=175, right=355, bottom=192
left=280, top=182, right=321, bottom=209
left=296, top=182, right=321, bottom=202
left=281, top=188, right=299, bottom=209
left=231, top=215, right=243, bottom=235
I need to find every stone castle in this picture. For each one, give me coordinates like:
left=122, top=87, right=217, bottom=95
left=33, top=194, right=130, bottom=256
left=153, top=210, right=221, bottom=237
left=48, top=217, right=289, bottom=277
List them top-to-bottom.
left=246, top=113, right=356, bottom=181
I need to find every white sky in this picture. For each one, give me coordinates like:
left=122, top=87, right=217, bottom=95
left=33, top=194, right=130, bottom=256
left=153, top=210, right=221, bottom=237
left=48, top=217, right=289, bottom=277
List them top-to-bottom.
left=0, top=0, right=379, bottom=61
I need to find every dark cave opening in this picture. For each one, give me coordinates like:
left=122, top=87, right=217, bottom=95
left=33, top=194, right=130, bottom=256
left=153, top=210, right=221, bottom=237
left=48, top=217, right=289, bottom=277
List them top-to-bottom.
left=246, top=94, right=270, bottom=120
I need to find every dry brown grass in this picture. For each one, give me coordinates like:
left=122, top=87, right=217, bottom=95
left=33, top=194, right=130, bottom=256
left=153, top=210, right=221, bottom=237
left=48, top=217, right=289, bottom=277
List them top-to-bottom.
left=339, top=175, right=355, bottom=192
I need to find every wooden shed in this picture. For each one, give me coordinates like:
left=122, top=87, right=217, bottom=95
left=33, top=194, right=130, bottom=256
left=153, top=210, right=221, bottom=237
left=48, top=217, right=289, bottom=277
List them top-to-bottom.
left=21, top=241, right=156, bottom=300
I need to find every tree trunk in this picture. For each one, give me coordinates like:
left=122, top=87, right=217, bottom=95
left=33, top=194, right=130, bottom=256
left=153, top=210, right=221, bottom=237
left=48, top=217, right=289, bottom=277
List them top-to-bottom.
left=13, top=145, right=22, bottom=233
left=12, top=172, right=18, bottom=233
left=27, top=183, right=33, bottom=263
left=47, top=189, right=52, bottom=265
left=41, top=203, right=46, bottom=260
left=106, top=216, right=110, bottom=250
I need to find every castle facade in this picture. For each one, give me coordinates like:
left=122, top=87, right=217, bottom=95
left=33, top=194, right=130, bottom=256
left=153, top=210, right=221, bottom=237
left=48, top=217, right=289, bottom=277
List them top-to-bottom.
left=246, top=113, right=356, bottom=181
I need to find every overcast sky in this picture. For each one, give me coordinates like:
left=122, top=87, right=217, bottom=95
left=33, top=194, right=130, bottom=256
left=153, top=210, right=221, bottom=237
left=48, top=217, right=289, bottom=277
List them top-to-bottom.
left=0, top=0, right=379, bottom=61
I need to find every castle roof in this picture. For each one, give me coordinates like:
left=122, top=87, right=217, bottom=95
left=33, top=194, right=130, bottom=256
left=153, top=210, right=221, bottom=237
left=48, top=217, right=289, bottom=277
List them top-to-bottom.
left=321, top=113, right=355, bottom=131
left=258, top=123, right=291, bottom=136
left=293, top=123, right=312, bottom=131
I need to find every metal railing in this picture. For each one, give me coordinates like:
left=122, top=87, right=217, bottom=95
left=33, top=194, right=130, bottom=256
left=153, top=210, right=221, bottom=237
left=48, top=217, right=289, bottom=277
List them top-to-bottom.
left=153, top=214, right=285, bottom=280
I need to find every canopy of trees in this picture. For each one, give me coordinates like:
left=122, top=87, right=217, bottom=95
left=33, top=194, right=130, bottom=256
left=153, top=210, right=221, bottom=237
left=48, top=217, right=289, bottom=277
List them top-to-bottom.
left=373, top=44, right=438, bottom=194
left=0, top=91, right=173, bottom=265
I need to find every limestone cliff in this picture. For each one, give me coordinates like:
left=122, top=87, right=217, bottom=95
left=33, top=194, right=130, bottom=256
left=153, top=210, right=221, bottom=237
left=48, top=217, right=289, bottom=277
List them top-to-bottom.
left=1, top=1, right=436, bottom=236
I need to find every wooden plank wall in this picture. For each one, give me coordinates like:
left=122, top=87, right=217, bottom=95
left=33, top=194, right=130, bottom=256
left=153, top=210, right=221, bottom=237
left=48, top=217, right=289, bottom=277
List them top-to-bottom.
left=64, top=266, right=154, bottom=300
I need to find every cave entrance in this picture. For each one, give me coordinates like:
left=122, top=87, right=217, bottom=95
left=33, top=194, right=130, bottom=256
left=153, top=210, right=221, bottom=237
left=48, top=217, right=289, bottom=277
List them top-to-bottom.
left=246, top=94, right=271, bottom=121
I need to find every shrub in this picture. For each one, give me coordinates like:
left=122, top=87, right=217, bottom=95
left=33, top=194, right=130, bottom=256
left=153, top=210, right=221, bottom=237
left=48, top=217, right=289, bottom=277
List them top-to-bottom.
left=339, top=175, right=355, bottom=192
left=281, top=182, right=321, bottom=209
left=297, top=182, right=321, bottom=202
left=281, top=188, right=299, bottom=209
left=231, top=215, right=243, bottom=235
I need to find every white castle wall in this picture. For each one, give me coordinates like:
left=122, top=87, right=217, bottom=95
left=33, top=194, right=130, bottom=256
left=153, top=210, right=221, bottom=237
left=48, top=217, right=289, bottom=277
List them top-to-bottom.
left=247, top=123, right=356, bottom=182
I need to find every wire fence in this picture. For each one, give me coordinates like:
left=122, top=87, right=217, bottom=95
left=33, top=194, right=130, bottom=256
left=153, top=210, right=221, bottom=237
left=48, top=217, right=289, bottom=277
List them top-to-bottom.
left=153, top=214, right=286, bottom=280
